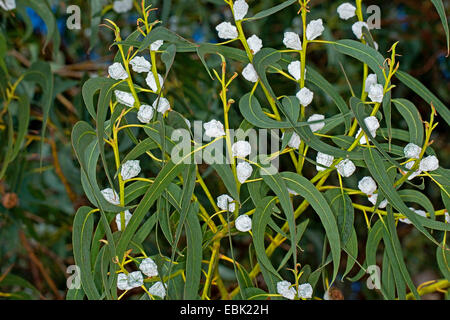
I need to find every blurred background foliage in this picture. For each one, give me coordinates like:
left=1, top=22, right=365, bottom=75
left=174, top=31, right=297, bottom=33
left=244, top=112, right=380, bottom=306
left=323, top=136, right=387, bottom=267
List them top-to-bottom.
left=0, top=0, right=448, bottom=299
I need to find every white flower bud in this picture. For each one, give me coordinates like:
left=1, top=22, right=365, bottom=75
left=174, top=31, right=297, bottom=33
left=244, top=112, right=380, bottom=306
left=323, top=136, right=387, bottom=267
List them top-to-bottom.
left=0, top=0, right=15, bottom=11
left=113, top=0, right=133, bottom=13
left=233, top=0, right=248, bottom=21
left=337, top=3, right=356, bottom=20
left=306, top=19, right=324, bottom=41
left=352, top=21, right=369, bottom=39
left=216, top=22, right=238, bottom=40
left=283, top=32, right=302, bottom=50
left=247, top=34, right=263, bottom=54
left=150, top=40, right=163, bottom=51
left=130, top=56, right=151, bottom=73
left=287, top=60, right=304, bottom=81
left=109, top=62, right=128, bottom=80
left=242, top=63, right=258, bottom=83
left=146, top=73, right=164, bottom=92
left=364, top=74, right=377, bottom=93
left=368, top=84, right=384, bottom=103
left=296, top=87, right=314, bottom=107
left=114, top=90, right=135, bottom=107
left=153, top=97, right=171, bottom=114
left=137, top=104, right=155, bottom=123
left=308, top=114, right=325, bottom=132
left=364, top=116, right=380, bottom=132
left=204, top=119, right=225, bottom=138
left=356, top=127, right=377, bottom=145
left=282, top=132, right=301, bottom=149
left=232, top=141, right=252, bottom=158
left=403, top=143, right=422, bottom=159
left=316, top=152, right=334, bottom=172
left=419, top=155, right=439, bottom=172
left=336, top=159, right=356, bottom=177
left=121, top=160, right=141, bottom=180
left=405, top=161, right=421, bottom=180
left=237, top=162, right=253, bottom=183
left=358, top=176, right=377, bottom=195
left=101, top=188, right=120, bottom=205
left=288, top=188, right=299, bottom=196
left=368, top=193, right=388, bottom=208
left=217, top=194, right=235, bottom=212
left=400, top=207, right=427, bottom=224
left=115, top=210, right=132, bottom=231
left=445, top=211, right=449, bottom=223
left=235, top=215, right=252, bottom=232
left=139, top=258, right=158, bottom=277
left=127, top=271, right=144, bottom=288
left=117, top=273, right=131, bottom=291
left=277, top=280, right=296, bottom=300
left=148, top=281, right=167, bottom=298
left=298, top=283, right=313, bottom=299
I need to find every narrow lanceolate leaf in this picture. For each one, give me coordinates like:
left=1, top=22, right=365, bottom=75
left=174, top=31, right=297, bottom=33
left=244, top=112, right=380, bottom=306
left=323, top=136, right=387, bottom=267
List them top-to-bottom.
left=17, top=0, right=60, bottom=51
left=245, top=0, right=297, bottom=21
left=431, top=0, right=450, bottom=55
left=137, top=26, right=197, bottom=52
left=334, top=40, right=387, bottom=85
left=196, top=44, right=248, bottom=78
left=23, top=61, right=54, bottom=160
left=306, top=66, right=351, bottom=131
left=396, top=70, right=450, bottom=126
left=82, top=77, right=117, bottom=120
left=10, top=95, right=30, bottom=161
left=392, top=99, right=424, bottom=145
left=71, top=121, right=122, bottom=213
left=363, top=148, right=450, bottom=243
left=116, top=159, right=186, bottom=256
left=212, top=162, right=240, bottom=202
left=261, top=172, right=297, bottom=271
left=281, top=172, right=341, bottom=283
left=324, top=189, right=354, bottom=246
left=252, top=196, right=282, bottom=279
left=184, top=202, right=202, bottom=299
left=73, top=206, right=101, bottom=300
left=382, top=211, right=420, bottom=300
left=342, top=229, right=358, bottom=279
left=436, top=244, right=450, bottom=281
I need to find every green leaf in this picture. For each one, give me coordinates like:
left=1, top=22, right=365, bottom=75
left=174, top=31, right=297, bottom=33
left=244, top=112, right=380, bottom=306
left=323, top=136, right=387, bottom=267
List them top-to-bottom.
left=17, top=0, right=60, bottom=51
left=245, top=0, right=297, bottom=21
left=431, top=0, right=450, bottom=55
left=137, top=26, right=197, bottom=53
left=334, top=40, right=387, bottom=85
left=196, top=44, right=248, bottom=78
left=23, top=61, right=54, bottom=161
left=306, top=66, right=351, bottom=131
left=396, top=70, right=450, bottom=126
left=82, top=77, right=117, bottom=120
left=392, top=99, right=424, bottom=145
left=363, top=148, right=450, bottom=243
left=116, top=159, right=186, bottom=256
left=261, top=172, right=297, bottom=272
left=280, top=172, right=341, bottom=283
left=324, top=189, right=354, bottom=246
left=252, top=197, right=283, bottom=280
left=184, top=202, right=203, bottom=299
left=72, top=206, right=101, bottom=300
left=382, top=211, right=420, bottom=300
left=342, top=229, right=358, bottom=279
left=436, top=244, right=450, bottom=281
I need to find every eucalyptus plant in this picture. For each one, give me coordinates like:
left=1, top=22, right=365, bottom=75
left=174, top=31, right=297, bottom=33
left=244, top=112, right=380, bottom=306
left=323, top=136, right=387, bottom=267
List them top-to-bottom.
left=1, top=0, right=449, bottom=301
